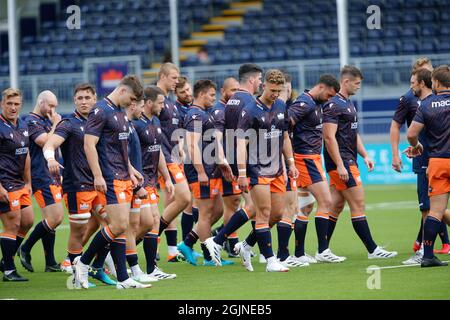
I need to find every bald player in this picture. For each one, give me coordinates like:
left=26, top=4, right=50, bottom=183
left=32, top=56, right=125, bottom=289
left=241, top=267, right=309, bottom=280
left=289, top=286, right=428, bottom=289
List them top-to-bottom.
left=19, top=90, right=64, bottom=273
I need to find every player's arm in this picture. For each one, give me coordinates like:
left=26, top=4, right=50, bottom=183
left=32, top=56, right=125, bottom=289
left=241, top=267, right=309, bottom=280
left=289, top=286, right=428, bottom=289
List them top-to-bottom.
left=33, top=110, right=62, bottom=148
left=389, top=120, right=403, bottom=172
left=405, top=121, right=425, bottom=158
left=323, top=122, right=348, bottom=181
left=215, top=130, right=233, bottom=182
left=282, top=132, right=298, bottom=179
left=43, top=134, right=65, bottom=176
left=84, top=134, right=106, bottom=193
left=357, top=134, right=374, bottom=172
left=236, top=136, right=248, bottom=192
left=157, top=149, right=175, bottom=197
left=23, top=153, right=32, bottom=194
left=128, top=160, right=144, bottom=188
left=0, top=181, right=8, bottom=203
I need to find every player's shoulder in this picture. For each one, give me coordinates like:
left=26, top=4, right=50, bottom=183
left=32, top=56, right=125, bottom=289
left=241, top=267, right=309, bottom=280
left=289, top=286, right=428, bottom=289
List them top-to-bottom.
left=400, top=89, right=418, bottom=105
left=292, top=92, right=313, bottom=108
left=273, top=98, right=286, bottom=109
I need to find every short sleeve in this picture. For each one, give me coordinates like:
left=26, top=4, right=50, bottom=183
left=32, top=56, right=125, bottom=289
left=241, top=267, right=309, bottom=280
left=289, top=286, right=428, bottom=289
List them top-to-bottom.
left=392, top=96, right=409, bottom=125
left=288, top=100, right=310, bottom=125
left=322, top=101, right=340, bottom=124
left=413, top=105, right=425, bottom=124
left=85, top=106, right=106, bottom=137
left=236, top=106, right=254, bottom=138
left=212, top=108, right=225, bottom=132
left=185, top=111, right=203, bottom=133
left=27, top=119, right=47, bottom=142
left=54, top=119, right=72, bottom=140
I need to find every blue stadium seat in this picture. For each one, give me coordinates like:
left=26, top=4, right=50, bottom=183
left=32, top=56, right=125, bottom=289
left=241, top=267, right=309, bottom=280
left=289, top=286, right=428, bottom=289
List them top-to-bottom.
left=403, top=0, right=422, bottom=8
left=420, top=10, right=438, bottom=22
left=384, top=12, right=402, bottom=25
left=402, top=12, right=418, bottom=24
left=349, top=14, right=365, bottom=26
left=41, top=21, right=55, bottom=29
left=421, top=24, right=439, bottom=37
left=441, top=25, right=450, bottom=35
left=384, top=26, right=401, bottom=39
left=401, top=26, right=417, bottom=38
left=349, top=29, right=363, bottom=40
left=311, top=31, right=327, bottom=42
left=51, top=33, right=67, bottom=42
left=289, top=33, right=309, bottom=44
left=271, top=34, right=289, bottom=45
left=38, top=35, right=51, bottom=43
left=22, top=36, right=35, bottom=44
left=436, top=40, right=450, bottom=53
left=380, top=41, right=398, bottom=55
left=401, top=41, right=418, bottom=54
left=421, top=41, right=435, bottom=53
left=132, top=42, right=150, bottom=54
left=366, top=42, right=380, bottom=55
left=350, top=43, right=364, bottom=56
left=327, top=44, right=339, bottom=57
left=101, top=45, right=116, bottom=55
left=308, top=45, right=326, bottom=59
left=80, top=46, right=97, bottom=56
left=288, top=46, right=307, bottom=59
left=31, top=47, right=47, bottom=57
left=51, top=47, right=65, bottom=56
left=268, top=48, right=286, bottom=60
left=251, top=49, right=269, bottom=62
left=19, top=50, right=31, bottom=59
left=214, top=50, right=233, bottom=64
left=235, top=50, right=251, bottom=62
left=60, top=61, right=76, bottom=72
left=45, top=62, right=60, bottom=73
left=28, top=63, right=44, bottom=74
left=0, top=65, right=9, bottom=75
left=362, top=69, right=379, bottom=86
left=381, top=69, right=396, bottom=85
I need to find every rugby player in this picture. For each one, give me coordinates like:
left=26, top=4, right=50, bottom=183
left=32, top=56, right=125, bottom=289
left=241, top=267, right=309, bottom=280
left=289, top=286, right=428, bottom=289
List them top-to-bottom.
left=390, top=58, right=449, bottom=255
left=405, top=65, right=450, bottom=267
left=323, top=66, right=397, bottom=259
left=208, top=69, right=298, bottom=272
left=289, top=74, right=345, bottom=263
left=73, top=75, right=151, bottom=289
left=43, top=83, right=115, bottom=285
left=133, top=85, right=177, bottom=279
left=0, top=88, right=32, bottom=281
left=19, top=90, right=64, bottom=272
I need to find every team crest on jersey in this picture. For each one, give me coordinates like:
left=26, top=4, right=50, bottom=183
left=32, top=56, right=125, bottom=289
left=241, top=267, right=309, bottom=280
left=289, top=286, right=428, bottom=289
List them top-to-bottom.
left=300, top=102, right=305, bottom=107
left=94, top=108, right=99, bottom=115
left=215, top=110, right=220, bottom=115
left=241, top=111, right=246, bottom=117
left=277, top=113, right=284, bottom=120
left=192, top=114, right=197, bottom=120
left=114, top=115, right=118, bottom=122
left=124, top=116, right=128, bottom=121
left=261, top=117, right=265, bottom=122
left=172, top=118, right=179, bottom=125
left=123, top=125, right=127, bottom=131
left=80, top=126, right=84, bottom=132
left=157, top=128, right=161, bottom=134
left=23, top=130, right=29, bottom=137
left=146, top=130, right=149, bottom=135
left=10, top=133, right=13, bottom=138
left=21, top=141, right=25, bottom=147
left=119, top=192, right=126, bottom=200
left=56, top=193, right=62, bottom=200
left=12, top=200, right=20, bottom=207
left=79, top=203, right=90, bottom=210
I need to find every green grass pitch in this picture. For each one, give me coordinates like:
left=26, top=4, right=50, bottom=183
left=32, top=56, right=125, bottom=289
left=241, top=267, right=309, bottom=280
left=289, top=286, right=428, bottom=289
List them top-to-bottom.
left=1, top=184, right=449, bottom=300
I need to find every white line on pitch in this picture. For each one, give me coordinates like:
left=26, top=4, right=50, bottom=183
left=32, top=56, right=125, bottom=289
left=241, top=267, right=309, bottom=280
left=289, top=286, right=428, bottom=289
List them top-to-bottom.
left=367, top=261, right=450, bottom=270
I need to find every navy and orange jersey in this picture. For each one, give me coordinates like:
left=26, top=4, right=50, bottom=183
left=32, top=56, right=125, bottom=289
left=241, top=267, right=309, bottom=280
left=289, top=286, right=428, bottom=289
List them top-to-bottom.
left=392, top=89, right=429, bottom=172
left=224, top=90, right=256, bottom=175
left=288, top=91, right=323, bottom=155
left=322, top=93, right=358, bottom=171
left=413, top=93, right=450, bottom=158
left=158, top=96, right=182, bottom=164
left=85, top=97, right=130, bottom=182
left=237, top=97, right=288, bottom=179
left=175, top=99, right=190, bottom=128
left=209, top=99, right=226, bottom=133
left=183, top=105, right=218, bottom=183
left=54, top=111, right=95, bottom=193
left=24, top=112, right=60, bottom=190
left=133, top=114, right=163, bottom=187
left=0, top=115, right=29, bottom=191
left=127, top=120, right=143, bottom=177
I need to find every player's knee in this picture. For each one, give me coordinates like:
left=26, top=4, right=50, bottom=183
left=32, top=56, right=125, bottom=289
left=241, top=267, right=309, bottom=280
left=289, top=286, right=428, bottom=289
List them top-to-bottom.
left=177, top=191, right=191, bottom=207
left=300, top=203, right=314, bottom=215
left=110, top=218, right=129, bottom=235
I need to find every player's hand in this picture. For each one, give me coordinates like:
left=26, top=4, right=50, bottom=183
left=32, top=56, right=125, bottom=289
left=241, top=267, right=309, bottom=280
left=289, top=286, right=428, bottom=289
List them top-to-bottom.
left=49, top=108, right=61, bottom=125
left=402, top=143, right=423, bottom=159
left=391, top=154, right=403, bottom=172
left=364, top=157, right=375, bottom=172
left=47, top=158, right=64, bottom=176
left=219, top=164, right=234, bottom=182
left=288, top=164, right=299, bottom=180
left=337, top=164, right=349, bottom=182
left=130, top=169, right=144, bottom=188
left=198, top=172, right=209, bottom=187
left=94, top=175, right=107, bottom=194
left=237, top=176, right=249, bottom=193
left=165, top=180, right=175, bottom=199
left=0, top=185, right=9, bottom=204
left=136, top=187, right=148, bottom=200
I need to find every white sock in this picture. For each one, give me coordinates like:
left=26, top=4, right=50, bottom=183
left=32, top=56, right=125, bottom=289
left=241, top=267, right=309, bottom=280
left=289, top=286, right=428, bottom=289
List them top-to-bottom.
left=168, top=246, right=179, bottom=256
left=131, top=264, right=143, bottom=276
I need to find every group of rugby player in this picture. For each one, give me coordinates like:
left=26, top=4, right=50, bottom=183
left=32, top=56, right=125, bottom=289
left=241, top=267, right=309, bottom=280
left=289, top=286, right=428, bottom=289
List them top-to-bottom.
left=0, top=59, right=448, bottom=289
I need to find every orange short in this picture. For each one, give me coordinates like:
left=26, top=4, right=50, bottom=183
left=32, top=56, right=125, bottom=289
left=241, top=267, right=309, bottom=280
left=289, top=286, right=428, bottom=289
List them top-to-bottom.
left=294, top=153, right=327, bottom=188
left=427, top=158, right=450, bottom=197
left=158, top=163, right=186, bottom=189
left=328, top=164, right=362, bottom=191
left=251, top=175, right=286, bottom=193
left=190, top=178, right=223, bottom=199
left=105, top=179, right=133, bottom=205
left=222, top=179, right=242, bottom=197
left=34, top=184, right=63, bottom=209
left=0, top=186, right=32, bottom=213
left=130, top=186, right=159, bottom=212
left=64, top=190, right=106, bottom=214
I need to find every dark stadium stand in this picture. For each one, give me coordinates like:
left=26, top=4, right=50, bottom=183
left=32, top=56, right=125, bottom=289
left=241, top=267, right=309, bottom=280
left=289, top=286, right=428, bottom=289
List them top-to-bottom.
left=0, top=0, right=449, bottom=76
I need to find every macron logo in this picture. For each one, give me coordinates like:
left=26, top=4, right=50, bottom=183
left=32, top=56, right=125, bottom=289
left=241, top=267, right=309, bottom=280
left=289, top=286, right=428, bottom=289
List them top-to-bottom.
left=431, top=100, right=450, bottom=108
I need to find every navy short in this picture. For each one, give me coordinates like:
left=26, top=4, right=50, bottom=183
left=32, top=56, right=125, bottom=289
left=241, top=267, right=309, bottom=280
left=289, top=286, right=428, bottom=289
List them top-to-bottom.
left=416, top=171, right=430, bottom=212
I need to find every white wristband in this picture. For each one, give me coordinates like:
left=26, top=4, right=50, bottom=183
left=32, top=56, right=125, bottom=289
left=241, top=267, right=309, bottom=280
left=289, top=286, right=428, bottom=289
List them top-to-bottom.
left=43, top=149, right=55, bottom=161
left=287, top=157, right=294, bottom=163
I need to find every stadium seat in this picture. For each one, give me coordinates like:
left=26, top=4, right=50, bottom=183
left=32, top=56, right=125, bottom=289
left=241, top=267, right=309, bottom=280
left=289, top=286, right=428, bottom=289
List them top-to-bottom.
left=401, top=41, right=418, bottom=54
left=366, top=43, right=380, bottom=55
left=288, top=46, right=307, bottom=59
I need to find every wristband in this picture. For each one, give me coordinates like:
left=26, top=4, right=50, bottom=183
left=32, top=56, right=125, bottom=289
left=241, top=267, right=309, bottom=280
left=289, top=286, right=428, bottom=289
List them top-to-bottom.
left=43, top=149, right=55, bottom=161
left=287, top=157, right=294, bottom=163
